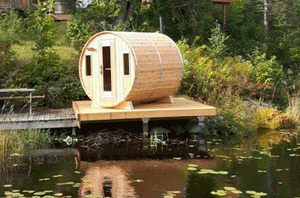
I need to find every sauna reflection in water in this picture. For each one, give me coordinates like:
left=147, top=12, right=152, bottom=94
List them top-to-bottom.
left=78, top=158, right=218, bottom=198
left=78, top=165, right=136, bottom=197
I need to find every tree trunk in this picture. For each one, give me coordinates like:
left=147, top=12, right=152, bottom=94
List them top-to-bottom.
left=264, top=0, right=269, bottom=41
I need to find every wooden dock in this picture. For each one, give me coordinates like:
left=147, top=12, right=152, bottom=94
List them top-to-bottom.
left=73, top=97, right=217, bottom=127
left=0, top=98, right=217, bottom=131
left=0, top=108, right=77, bottom=130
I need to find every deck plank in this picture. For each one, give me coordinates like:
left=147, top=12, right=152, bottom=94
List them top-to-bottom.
left=73, top=98, right=217, bottom=127
left=0, top=108, right=77, bottom=130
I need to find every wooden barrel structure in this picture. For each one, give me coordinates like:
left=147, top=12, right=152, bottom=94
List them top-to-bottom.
left=79, top=31, right=183, bottom=108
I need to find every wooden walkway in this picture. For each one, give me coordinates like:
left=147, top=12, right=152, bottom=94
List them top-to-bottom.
left=0, top=108, right=77, bottom=130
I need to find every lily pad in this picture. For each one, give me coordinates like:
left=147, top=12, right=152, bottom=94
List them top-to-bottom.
left=173, top=157, right=181, bottom=160
left=187, top=167, right=197, bottom=171
left=218, top=171, right=228, bottom=175
left=53, top=174, right=63, bottom=178
left=82, top=179, right=93, bottom=183
left=134, top=179, right=144, bottom=183
left=73, top=183, right=81, bottom=187
left=4, top=184, right=12, bottom=188
left=224, top=187, right=236, bottom=191
left=12, top=190, right=20, bottom=193
left=215, top=190, right=227, bottom=196
left=231, top=190, right=242, bottom=194
left=246, top=190, right=257, bottom=194
left=4, top=191, right=13, bottom=195
left=34, top=191, right=46, bottom=196
left=172, top=191, right=181, bottom=194
left=210, top=191, right=217, bottom=195
left=255, top=192, right=267, bottom=196
left=54, top=193, right=63, bottom=196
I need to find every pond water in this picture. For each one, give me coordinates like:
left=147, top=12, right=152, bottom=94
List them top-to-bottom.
left=1, top=130, right=300, bottom=198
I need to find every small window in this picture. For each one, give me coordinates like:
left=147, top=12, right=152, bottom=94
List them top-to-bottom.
left=123, top=53, right=129, bottom=75
left=86, top=55, right=91, bottom=76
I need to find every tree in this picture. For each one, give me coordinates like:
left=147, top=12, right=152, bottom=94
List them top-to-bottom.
left=26, top=0, right=60, bottom=86
left=0, top=10, right=22, bottom=88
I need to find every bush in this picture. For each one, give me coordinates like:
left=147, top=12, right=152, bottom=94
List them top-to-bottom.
left=207, top=22, right=229, bottom=60
left=177, top=38, right=260, bottom=136
left=178, top=38, right=259, bottom=105
left=253, top=107, right=295, bottom=130
left=253, top=108, right=282, bottom=130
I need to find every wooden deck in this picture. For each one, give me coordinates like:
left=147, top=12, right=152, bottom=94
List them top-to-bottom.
left=73, top=97, right=217, bottom=127
left=0, top=108, right=77, bottom=130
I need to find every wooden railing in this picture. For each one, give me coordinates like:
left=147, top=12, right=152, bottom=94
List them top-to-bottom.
left=0, top=88, right=44, bottom=114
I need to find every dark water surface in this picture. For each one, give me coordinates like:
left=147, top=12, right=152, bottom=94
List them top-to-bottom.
left=1, top=131, right=300, bottom=198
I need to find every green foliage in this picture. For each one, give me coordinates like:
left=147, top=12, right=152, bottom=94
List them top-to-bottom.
left=25, top=0, right=60, bottom=88
left=27, top=0, right=56, bottom=52
left=67, top=0, right=124, bottom=51
left=226, top=0, right=264, bottom=56
left=0, top=10, right=22, bottom=88
left=66, top=15, right=93, bottom=51
left=208, top=22, right=229, bottom=60
left=178, top=38, right=258, bottom=105
left=178, top=38, right=258, bottom=136
left=249, top=49, right=288, bottom=104
left=250, top=49, right=284, bottom=86
left=46, top=58, right=86, bottom=108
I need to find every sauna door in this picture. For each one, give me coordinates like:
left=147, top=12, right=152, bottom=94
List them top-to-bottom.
left=99, top=40, right=115, bottom=99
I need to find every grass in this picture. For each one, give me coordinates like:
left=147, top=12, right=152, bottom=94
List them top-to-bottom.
left=11, top=40, right=34, bottom=62
left=12, top=41, right=75, bottom=63
left=286, top=97, right=300, bottom=124
left=0, top=128, right=52, bottom=157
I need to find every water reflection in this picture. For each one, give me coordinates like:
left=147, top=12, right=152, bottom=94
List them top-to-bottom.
left=256, top=130, right=296, bottom=149
left=2, top=131, right=300, bottom=197
left=79, top=158, right=218, bottom=198
left=78, top=165, right=136, bottom=198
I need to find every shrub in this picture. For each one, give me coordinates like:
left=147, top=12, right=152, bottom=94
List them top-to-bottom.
left=207, top=22, right=229, bottom=60
left=178, top=38, right=259, bottom=106
left=253, top=107, right=295, bottom=130
left=253, top=108, right=282, bottom=130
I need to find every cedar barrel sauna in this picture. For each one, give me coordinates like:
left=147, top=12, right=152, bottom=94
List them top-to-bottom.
left=79, top=31, right=183, bottom=109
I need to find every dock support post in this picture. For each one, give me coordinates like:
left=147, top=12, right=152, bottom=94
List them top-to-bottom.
left=29, top=92, right=32, bottom=114
left=197, top=116, right=205, bottom=127
left=142, top=118, right=150, bottom=139
left=72, top=127, right=76, bottom=136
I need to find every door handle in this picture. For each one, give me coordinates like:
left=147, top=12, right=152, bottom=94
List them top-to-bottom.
left=100, top=65, right=103, bottom=75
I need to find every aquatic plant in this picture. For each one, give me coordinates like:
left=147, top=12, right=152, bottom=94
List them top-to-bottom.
left=0, top=128, right=52, bottom=160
